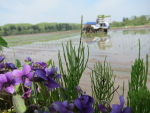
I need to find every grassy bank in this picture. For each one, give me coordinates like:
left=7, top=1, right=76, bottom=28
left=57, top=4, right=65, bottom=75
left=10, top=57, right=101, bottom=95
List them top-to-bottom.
left=110, top=24, right=150, bottom=30
left=3, top=31, right=80, bottom=47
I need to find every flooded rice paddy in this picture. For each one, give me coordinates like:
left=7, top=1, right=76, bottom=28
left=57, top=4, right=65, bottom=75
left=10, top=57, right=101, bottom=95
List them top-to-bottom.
left=2, top=28, right=150, bottom=104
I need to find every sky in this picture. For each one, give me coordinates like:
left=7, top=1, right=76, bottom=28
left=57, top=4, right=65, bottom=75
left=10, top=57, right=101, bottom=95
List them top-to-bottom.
left=0, top=0, right=150, bottom=26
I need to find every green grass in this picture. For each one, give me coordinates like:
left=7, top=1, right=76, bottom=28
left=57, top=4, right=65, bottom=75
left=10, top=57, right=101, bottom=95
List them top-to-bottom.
left=3, top=32, right=80, bottom=47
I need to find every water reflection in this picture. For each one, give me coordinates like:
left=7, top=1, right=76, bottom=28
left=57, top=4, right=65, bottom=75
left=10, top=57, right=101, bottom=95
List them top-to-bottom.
left=123, top=29, right=149, bottom=35
left=83, top=34, right=112, bottom=50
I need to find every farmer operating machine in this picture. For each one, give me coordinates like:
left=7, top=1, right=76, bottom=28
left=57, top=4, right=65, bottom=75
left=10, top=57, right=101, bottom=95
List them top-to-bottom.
left=82, top=15, right=111, bottom=33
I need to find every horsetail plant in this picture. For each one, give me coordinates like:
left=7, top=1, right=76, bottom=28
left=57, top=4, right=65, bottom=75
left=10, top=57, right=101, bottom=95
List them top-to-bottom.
left=58, top=15, right=89, bottom=101
left=127, top=39, right=150, bottom=113
left=58, top=40, right=89, bottom=101
left=90, top=58, right=116, bottom=112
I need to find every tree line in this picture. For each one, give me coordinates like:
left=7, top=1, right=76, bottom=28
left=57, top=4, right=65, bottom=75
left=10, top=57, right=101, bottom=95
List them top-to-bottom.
left=111, top=15, right=150, bottom=27
left=0, top=23, right=81, bottom=36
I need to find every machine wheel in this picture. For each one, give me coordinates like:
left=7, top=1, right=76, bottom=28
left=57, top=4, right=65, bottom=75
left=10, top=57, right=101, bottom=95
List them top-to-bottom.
left=86, top=27, right=94, bottom=33
left=89, top=27, right=95, bottom=33
left=104, top=29, right=108, bottom=33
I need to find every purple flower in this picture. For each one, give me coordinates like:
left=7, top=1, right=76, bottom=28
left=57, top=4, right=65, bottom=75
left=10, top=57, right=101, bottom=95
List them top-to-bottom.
left=0, top=56, right=4, bottom=62
left=25, top=57, right=32, bottom=62
left=31, top=61, right=47, bottom=70
left=0, top=63, right=4, bottom=70
left=5, top=63, right=16, bottom=69
left=12, top=64, right=34, bottom=86
left=45, top=66, right=61, bottom=79
left=46, top=67, right=58, bottom=76
left=34, top=69, right=60, bottom=90
left=35, top=69, right=48, bottom=81
left=0, top=72, right=18, bottom=94
left=43, top=77, right=60, bottom=90
left=21, top=86, right=32, bottom=99
left=74, top=95, right=94, bottom=113
left=110, top=95, right=132, bottom=113
left=62, top=100, right=75, bottom=111
left=49, top=101, right=73, bottom=113
left=98, top=103, right=109, bottom=113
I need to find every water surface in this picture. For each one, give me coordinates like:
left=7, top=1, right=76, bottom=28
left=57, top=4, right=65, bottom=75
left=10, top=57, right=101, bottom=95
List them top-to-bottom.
left=2, top=28, right=150, bottom=102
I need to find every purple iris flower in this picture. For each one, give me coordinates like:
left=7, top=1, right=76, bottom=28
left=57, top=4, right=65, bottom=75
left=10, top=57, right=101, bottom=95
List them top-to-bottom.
left=0, top=56, right=4, bottom=62
left=25, top=57, right=32, bottom=62
left=31, top=61, right=47, bottom=70
left=0, top=63, right=4, bottom=70
left=0, top=63, right=5, bottom=74
left=0, top=63, right=16, bottom=74
left=5, top=63, right=16, bottom=69
left=12, top=64, right=34, bottom=86
left=45, top=66, right=61, bottom=79
left=35, top=69, right=60, bottom=90
left=35, top=69, right=48, bottom=81
left=0, top=72, right=18, bottom=94
left=43, top=77, right=60, bottom=90
left=21, top=86, right=32, bottom=99
left=74, top=95, right=94, bottom=113
left=110, top=95, right=132, bottom=113
left=98, top=96, right=131, bottom=113
left=62, top=100, right=75, bottom=111
left=49, top=101, right=73, bottom=113
left=98, top=104, right=108, bottom=113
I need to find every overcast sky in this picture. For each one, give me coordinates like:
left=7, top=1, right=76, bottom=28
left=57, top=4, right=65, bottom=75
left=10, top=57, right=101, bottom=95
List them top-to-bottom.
left=0, top=0, right=150, bottom=26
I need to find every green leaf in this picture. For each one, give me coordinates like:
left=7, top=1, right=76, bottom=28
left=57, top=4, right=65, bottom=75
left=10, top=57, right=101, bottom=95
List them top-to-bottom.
left=0, top=36, right=9, bottom=48
left=15, top=59, right=21, bottom=68
left=46, top=59, right=52, bottom=67
left=14, top=85, right=20, bottom=93
left=12, top=94, right=26, bottom=113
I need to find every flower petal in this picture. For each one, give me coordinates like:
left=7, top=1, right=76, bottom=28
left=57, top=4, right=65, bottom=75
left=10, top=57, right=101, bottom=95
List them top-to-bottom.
left=0, top=56, right=4, bottom=62
left=27, top=57, right=32, bottom=62
left=0, top=63, right=4, bottom=69
left=7, top=63, right=16, bottom=69
left=22, top=64, right=31, bottom=75
left=52, top=67, right=58, bottom=72
left=46, top=68, right=54, bottom=76
left=35, top=69, right=47, bottom=81
left=12, top=70, right=23, bottom=77
left=5, top=72, right=13, bottom=82
left=26, top=72, right=34, bottom=79
left=0, top=74, right=7, bottom=83
left=56, top=74, right=61, bottom=79
left=13, top=76, right=23, bottom=84
left=44, top=77, right=60, bottom=89
left=24, top=78, right=32, bottom=86
left=5, top=84, right=14, bottom=94
left=80, top=95, right=94, bottom=106
left=81, top=95, right=89, bottom=105
left=119, top=95, right=125, bottom=107
left=74, top=98, right=83, bottom=110
left=62, top=100, right=68, bottom=107
left=52, top=101, right=67, bottom=113
left=67, top=103, right=74, bottom=111
left=98, top=104, right=108, bottom=112
left=110, top=104, right=122, bottom=113
left=49, top=106, right=57, bottom=112
left=83, top=106, right=94, bottom=113
left=122, top=107, right=132, bottom=113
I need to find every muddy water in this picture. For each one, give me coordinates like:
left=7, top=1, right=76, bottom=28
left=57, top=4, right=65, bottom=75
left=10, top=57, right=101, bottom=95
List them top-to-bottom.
left=2, top=28, right=150, bottom=104
left=81, top=28, right=150, bottom=104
